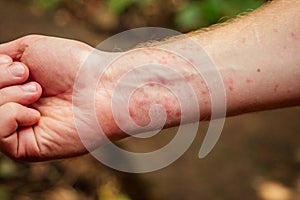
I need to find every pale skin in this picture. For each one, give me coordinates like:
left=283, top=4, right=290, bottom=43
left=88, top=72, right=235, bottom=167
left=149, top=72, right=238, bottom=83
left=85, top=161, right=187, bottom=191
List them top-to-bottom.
left=0, top=0, right=299, bottom=161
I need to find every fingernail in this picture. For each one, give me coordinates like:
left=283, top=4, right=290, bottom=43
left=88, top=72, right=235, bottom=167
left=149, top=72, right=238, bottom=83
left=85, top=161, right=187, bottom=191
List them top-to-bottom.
left=0, top=55, right=12, bottom=64
left=9, top=63, right=26, bottom=77
left=22, top=83, right=37, bottom=93
left=29, top=108, right=40, bottom=117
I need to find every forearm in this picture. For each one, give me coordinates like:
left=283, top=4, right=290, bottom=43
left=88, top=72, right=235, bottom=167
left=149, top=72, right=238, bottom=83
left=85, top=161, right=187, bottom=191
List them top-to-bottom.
left=95, top=0, right=300, bottom=139
left=194, top=0, right=300, bottom=115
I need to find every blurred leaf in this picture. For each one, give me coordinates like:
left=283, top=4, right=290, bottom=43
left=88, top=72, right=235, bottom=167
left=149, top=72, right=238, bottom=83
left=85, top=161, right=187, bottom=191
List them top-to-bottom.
left=33, top=0, right=60, bottom=10
left=107, top=0, right=153, bottom=14
left=107, top=0, right=134, bottom=14
left=175, top=0, right=264, bottom=31
left=200, top=0, right=225, bottom=25
left=175, top=2, right=202, bottom=32
left=0, top=157, right=17, bottom=178
left=0, top=190, right=8, bottom=200
left=113, top=194, right=131, bottom=200
left=101, top=195, right=131, bottom=200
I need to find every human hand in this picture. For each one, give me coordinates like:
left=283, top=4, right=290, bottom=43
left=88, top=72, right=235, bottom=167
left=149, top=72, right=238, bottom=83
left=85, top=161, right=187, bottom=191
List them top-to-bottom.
left=0, top=35, right=97, bottom=161
left=0, top=54, right=42, bottom=159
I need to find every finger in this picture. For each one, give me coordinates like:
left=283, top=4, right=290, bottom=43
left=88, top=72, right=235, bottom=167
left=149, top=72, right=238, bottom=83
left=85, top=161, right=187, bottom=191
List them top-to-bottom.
left=0, top=54, right=12, bottom=64
left=0, top=61, right=29, bottom=88
left=0, top=82, right=42, bottom=106
left=0, top=103, right=40, bottom=139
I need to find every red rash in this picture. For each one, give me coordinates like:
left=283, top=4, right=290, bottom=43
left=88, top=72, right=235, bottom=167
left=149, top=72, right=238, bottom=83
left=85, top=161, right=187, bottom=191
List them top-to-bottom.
left=257, top=68, right=261, bottom=72
left=163, top=102, right=172, bottom=115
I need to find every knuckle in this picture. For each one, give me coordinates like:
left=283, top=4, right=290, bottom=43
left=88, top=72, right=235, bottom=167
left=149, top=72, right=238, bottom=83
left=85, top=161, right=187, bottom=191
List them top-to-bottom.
left=22, top=35, right=44, bottom=44
left=0, top=89, right=7, bottom=104
left=3, top=102, right=19, bottom=119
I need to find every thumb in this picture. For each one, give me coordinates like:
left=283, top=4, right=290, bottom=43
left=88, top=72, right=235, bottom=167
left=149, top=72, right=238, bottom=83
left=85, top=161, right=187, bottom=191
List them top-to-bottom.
left=0, top=35, right=43, bottom=60
left=0, top=103, right=40, bottom=139
left=0, top=103, right=40, bottom=159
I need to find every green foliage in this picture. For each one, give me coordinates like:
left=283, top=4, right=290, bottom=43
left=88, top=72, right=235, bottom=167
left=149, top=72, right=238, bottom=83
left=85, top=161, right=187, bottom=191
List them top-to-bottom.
left=29, top=0, right=265, bottom=32
left=33, top=0, right=60, bottom=10
left=107, top=0, right=153, bottom=14
left=175, top=0, right=263, bottom=31
left=0, top=157, right=16, bottom=179
left=0, top=190, right=8, bottom=200
left=100, top=193, right=132, bottom=200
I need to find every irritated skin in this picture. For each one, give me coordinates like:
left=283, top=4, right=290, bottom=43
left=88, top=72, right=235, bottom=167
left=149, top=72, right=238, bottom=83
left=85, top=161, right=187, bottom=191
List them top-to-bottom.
left=0, top=0, right=299, bottom=161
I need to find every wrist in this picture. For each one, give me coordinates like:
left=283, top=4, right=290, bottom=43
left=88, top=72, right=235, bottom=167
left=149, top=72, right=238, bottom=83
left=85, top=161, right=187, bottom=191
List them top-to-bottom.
left=93, top=46, right=212, bottom=140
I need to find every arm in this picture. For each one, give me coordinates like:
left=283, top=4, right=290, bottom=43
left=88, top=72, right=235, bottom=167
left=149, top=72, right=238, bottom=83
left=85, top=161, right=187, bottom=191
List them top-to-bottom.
left=0, top=0, right=298, bottom=161
left=95, top=0, right=300, bottom=139
left=194, top=0, right=300, bottom=115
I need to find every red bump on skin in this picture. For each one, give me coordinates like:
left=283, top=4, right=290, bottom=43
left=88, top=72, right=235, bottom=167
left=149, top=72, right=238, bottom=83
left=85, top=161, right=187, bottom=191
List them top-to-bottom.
left=273, top=28, right=278, bottom=33
left=290, top=32, right=296, bottom=38
left=241, top=38, right=246, bottom=44
left=283, top=45, right=288, bottom=50
left=143, top=50, right=151, bottom=56
left=158, top=58, right=168, bottom=65
left=188, top=58, right=194, bottom=63
left=257, top=68, right=261, bottom=72
left=185, top=74, right=198, bottom=82
left=227, top=78, right=234, bottom=91
left=246, top=78, right=253, bottom=83
left=160, top=79, right=167, bottom=85
left=77, top=82, right=86, bottom=90
left=149, top=83, right=155, bottom=87
left=274, top=84, right=279, bottom=92
left=287, top=89, right=291, bottom=94
left=201, top=90, right=209, bottom=95
left=164, top=96, right=170, bottom=101
left=136, top=100, right=144, bottom=107
left=204, top=100, right=209, bottom=105
left=164, top=103, right=172, bottom=115
left=129, top=109, right=134, bottom=118
left=166, top=110, right=171, bottom=115
left=176, top=111, right=181, bottom=117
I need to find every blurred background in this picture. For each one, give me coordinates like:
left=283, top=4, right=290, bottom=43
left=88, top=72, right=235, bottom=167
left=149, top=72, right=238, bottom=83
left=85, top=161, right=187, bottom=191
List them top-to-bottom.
left=0, top=0, right=300, bottom=199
